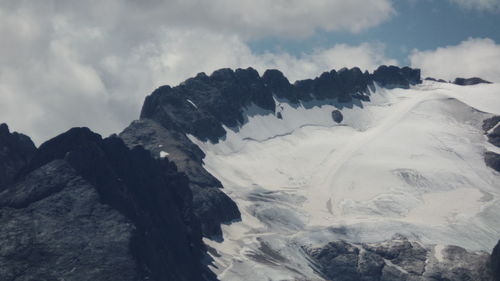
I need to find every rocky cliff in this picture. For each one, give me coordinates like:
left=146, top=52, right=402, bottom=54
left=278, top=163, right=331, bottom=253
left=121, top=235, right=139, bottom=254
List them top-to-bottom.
left=484, top=116, right=500, bottom=172
left=0, top=124, right=36, bottom=190
left=0, top=127, right=216, bottom=281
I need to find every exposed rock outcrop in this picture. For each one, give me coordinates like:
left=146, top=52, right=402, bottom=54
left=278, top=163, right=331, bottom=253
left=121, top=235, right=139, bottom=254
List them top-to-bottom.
left=372, top=65, right=421, bottom=89
left=425, top=77, right=447, bottom=83
left=454, top=77, right=492, bottom=86
left=483, top=116, right=500, bottom=172
left=120, top=119, right=240, bottom=237
left=0, top=124, right=36, bottom=190
left=0, top=127, right=215, bottom=281
left=306, top=235, right=494, bottom=281
left=491, top=240, right=500, bottom=281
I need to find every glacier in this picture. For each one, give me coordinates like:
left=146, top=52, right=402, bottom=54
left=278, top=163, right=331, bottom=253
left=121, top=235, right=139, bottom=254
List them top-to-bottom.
left=188, top=81, right=500, bottom=280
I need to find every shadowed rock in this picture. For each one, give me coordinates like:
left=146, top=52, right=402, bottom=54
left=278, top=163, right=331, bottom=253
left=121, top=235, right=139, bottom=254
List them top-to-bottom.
left=425, top=77, right=448, bottom=83
left=454, top=77, right=492, bottom=86
left=332, top=110, right=344, bottom=123
left=483, top=116, right=500, bottom=172
left=119, top=119, right=241, bottom=238
left=0, top=124, right=36, bottom=190
left=0, top=127, right=216, bottom=281
left=485, top=151, right=500, bottom=172
left=305, top=235, right=494, bottom=281
left=491, top=240, right=500, bottom=281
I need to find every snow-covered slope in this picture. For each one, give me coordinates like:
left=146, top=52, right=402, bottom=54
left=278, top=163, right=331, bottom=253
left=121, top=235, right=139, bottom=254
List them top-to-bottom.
left=189, top=81, right=500, bottom=280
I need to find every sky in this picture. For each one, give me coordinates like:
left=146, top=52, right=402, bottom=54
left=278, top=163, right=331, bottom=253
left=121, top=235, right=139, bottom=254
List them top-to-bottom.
left=1, top=0, right=500, bottom=144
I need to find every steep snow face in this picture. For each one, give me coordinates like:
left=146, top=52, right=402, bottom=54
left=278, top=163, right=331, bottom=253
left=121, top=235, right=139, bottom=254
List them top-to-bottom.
left=189, top=81, right=500, bottom=281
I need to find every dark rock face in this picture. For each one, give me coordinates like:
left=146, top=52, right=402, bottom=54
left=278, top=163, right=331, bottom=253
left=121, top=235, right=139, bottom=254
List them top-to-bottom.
left=141, top=66, right=421, bottom=143
left=372, top=66, right=421, bottom=89
left=141, top=68, right=275, bottom=143
left=425, top=77, right=447, bottom=83
left=454, top=77, right=492, bottom=86
left=331, top=110, right=343, bottom=123
left=484, top=116, right=500, bottom=172
left=484, top=116, right=500, bottom=132
left=120, top=119, right=240, bottom=237
left=120, top=119, right=220, bottom=187
left=488, top=123, right=500, bottom=147
left=0, top=124, right=36, bottom=190
left=0, top=127, right=215, bottom=281
left=485, top=151, right=500, bottom=172
left=0, top=160, right=139, bottom=281
left=306, top=235, right=494, bottom=281
left=491, top=240, right=500, bottom=281
left=307, top=241, right=365, bottom=281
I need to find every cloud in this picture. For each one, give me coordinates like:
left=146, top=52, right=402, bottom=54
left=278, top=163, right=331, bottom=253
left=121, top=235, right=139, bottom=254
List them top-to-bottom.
left=44, top=0, right=395, bottom=38
left=449, top=0, right=500, bottom=11
left=0, top=1, right=397, bottom=145
left=151, top=31, right=396, bottom=84
left=410, top=38, right=500, bottom=83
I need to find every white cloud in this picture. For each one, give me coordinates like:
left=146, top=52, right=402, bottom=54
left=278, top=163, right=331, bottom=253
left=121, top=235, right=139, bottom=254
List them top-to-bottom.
left=45, top=0, right=394, bottom=38
left=449, top=0, right=500, bottom=11
left=0, top=1, right=397, bottom=145
left=151, top=31, right=397, bottom=84
left=410, top=38, right=500, bottom=83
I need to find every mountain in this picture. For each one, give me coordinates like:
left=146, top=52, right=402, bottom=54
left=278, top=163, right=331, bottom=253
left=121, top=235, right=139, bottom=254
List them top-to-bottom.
left=0, top=65, right=499, bottom=281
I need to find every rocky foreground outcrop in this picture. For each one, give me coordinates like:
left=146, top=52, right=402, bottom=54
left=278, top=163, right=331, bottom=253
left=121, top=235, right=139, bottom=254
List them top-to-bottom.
left=0, top=126, right=216, bottom=281
left=307, top=235, right=498, bottom=281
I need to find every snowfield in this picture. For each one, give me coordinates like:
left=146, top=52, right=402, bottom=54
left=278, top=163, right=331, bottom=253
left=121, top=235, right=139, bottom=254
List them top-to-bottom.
left=189, top=81, right=500, bottom=281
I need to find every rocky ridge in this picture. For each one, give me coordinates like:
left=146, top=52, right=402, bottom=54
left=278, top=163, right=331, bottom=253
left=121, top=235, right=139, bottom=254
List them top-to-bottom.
left=140, top=65, right=421, bottom=143
left=483, top=116, right=500, bottom=173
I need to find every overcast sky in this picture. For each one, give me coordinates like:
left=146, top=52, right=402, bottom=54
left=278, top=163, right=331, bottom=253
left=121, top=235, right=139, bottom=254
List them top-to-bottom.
left=1, top=0, right=499, bottom=144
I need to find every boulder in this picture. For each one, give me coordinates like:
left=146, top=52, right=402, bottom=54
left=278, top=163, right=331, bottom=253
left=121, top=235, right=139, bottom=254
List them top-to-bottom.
left=332, top=110, right=344, bottom=123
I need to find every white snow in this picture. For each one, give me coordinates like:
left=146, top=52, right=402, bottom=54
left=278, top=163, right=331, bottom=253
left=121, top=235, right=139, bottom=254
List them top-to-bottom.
left=188, top=81, right=500, bottom=281
left=187, top=99, right=198, bottom=109
left=159, top=151, right=169, bottom=158
left=434, top=244, right=446, bottom=262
